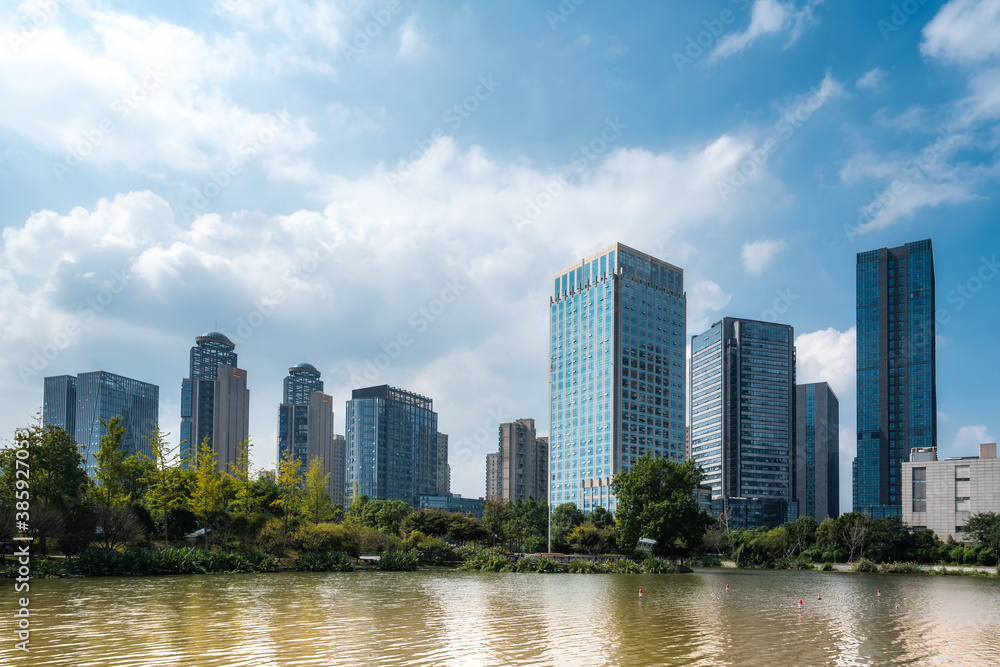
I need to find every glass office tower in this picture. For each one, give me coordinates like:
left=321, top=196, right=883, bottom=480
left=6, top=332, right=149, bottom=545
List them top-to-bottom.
left=854, top=239, right=936, bottom=517
left=549, top=243, right=686, bottom=513
left=690, top=318, right=796, bottom=525
left=44, top=371, right=158, bottom=478
left=795, top=382, right=840, bottom=522
left=345, top=385, right=438, bottom=504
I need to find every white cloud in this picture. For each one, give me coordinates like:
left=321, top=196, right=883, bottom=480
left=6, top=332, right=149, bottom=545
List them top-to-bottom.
left=710, top=0, right=823, bottom=63
left=922, top=0, right=1000, bottom=63
left=0, top=6, right=316, bottom=175
left=396, top=15, right=428, bottom=61
left=856, top=67, right=886, bottom=90
left=741, top=238, right=789, bottom=274
left=688, top=280, right=732, bottom=334
left=795, top=326, right=855, bottom=400
left=952, top=424, right=996, bottom=454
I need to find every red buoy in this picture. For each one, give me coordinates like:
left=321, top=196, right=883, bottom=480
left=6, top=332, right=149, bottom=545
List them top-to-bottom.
left=725, top=583, right=730, bottom=591
left=639, top=588, right=643, bottom=599
left=877, top=588, right=881, bottom=597
left=798, top=599, right=803, bottom=608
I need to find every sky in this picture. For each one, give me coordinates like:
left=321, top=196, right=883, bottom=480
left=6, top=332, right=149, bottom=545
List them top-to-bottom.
left=1, top=0, right=998, bottom=513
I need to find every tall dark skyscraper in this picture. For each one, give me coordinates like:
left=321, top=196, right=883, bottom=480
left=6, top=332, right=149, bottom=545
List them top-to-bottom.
left=854, top=239, right=936, bottom=517
left=549, top=243, right=686, bottom=513
left=690, top=318, right=797, bottom=525
left=180, top=331, right=249, bottom=472
left=277, top=363, right=343, bottom=505
left=43, top=371, right=158, bottom=478
left=795, top=382, right=840, bottom=522
left=345, top=384, right=438, bottom=504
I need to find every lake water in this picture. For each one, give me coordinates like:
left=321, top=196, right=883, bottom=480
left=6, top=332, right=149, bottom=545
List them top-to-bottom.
left=2, top=568, right=999, bottom=665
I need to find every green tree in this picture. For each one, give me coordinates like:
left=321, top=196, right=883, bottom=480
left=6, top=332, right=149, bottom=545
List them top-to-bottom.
left=94, top=417, right=129, bottom=507
left=142, top=425, right=186, bottom=547
left=189, top=438, right=224, bottom=547
left=228, top=438, right=254, bottom=516
left=273, top=446, right=305, bottom=552
left=302, top=456, right=335, bottom=523
left=612, top=457, right=714, bottom=562
left=550, top=502, right=585, bottom=551
left=590, top=506, right=615, bottom=529
left=402, top=508, right=453, bottom=537
left=963, top=512, right=1000, bottom=563
left=566, top=522, right=615, bottom=554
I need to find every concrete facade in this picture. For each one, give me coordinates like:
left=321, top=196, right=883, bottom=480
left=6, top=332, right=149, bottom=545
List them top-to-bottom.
left=902, top=443, right=1000, bottom=543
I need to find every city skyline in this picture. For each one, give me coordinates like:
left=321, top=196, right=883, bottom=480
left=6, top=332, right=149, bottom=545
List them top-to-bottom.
left=2, top=1, right=999, bottom=511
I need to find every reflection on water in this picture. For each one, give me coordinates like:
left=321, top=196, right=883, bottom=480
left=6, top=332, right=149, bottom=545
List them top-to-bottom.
left=2, top=568, right=999, bottom=666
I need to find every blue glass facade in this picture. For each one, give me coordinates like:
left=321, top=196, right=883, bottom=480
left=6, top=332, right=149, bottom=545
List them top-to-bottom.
left=854, top=239, right=936, bottom=517
left=549, top=243, right=686, bottom=513
left=691, top=318, right=796, bottom=525
left=44, top=371, right=158, bottom=478
left=43, top=375, right=77, bottom=435
left=795, top=382, right=840, bottom=521
left=345, top=385, right=438, bottom=504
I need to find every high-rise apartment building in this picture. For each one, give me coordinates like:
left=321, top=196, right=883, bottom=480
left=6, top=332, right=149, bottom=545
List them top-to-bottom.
left=854, top=239, right=936, bottom=517
left=549, top=243, right=686, bottom=512
left=690, top=318, right=796, bottom=524
left=180, top=331, right=249, bottom=473
left=277, top=363, right=343, bottom=505
left=44, top=371, right=158, bottom=478
left=795, top=382, right=840, bottom=522
left=345, top=385, right=438, bottom=504
left=488, top=418, right=548, bottom=502
left=486, top=452, right=501, bottom=500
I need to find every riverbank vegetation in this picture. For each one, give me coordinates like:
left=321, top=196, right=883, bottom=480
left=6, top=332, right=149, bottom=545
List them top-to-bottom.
left=2, top=424, right=998, bottom=579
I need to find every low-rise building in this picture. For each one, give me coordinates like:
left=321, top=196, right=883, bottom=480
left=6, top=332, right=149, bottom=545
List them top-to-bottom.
left=902, top=443, right=1000, bottom=542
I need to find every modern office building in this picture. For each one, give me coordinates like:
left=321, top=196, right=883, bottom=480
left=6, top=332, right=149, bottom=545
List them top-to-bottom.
left=854, top=239, right=937, bottom=517
left=549, top=243, right=687, bottom=512
left=691, top=318, right=797, bottom=525
left=180, top=331, right=249, bottom=473
left=277, top=363, right=343, bottom=505
left=43, top=371, right=159, bottom=478
left=43, top=375, right=77, bottom=434
left=794, top=382, right=840, bottom=522
left=345, top=384, right=438, bottom=505
left=490, top=418, right=548, bottom=502
left=437, top=432, right=451, bottom=495
left=331, top=434, right=347, bottom=506
left=902, top=443, right=999, bottom=542
left=416, top=493, right=486, bottom=519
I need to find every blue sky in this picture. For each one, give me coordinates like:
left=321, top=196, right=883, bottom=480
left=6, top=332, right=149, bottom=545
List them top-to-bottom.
left=1, top=0, right=998, bottom=511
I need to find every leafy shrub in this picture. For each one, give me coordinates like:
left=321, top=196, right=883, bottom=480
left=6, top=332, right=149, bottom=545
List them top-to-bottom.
left=459, top=548, right=514, bottom=572
left=977, top=548, right=997, bottom=566
left=373, top=550, right=419, bottom=571
left=294, top=551, right=355, bottom=572
left=687, top=555, right=722, bottom=567
left=514, top=557, right=537, bottom=572
left=533, top=557, right=564, bottom=573
left=642, top=557, right=677, bottom=574
left=851, top=557, right=879, bottom=573
left=605, top=558, right=640, bottom=574
left=567, top=559, right=601, bottom=573
left=880, top=561, right=921, bottom=574
left=818, top=562, right=833, bottom=571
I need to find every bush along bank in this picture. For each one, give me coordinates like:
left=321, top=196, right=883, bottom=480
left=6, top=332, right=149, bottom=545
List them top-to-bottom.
left=1, top=547, right=280, bottom=578
left=457, top=549, right=686, bottom=574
